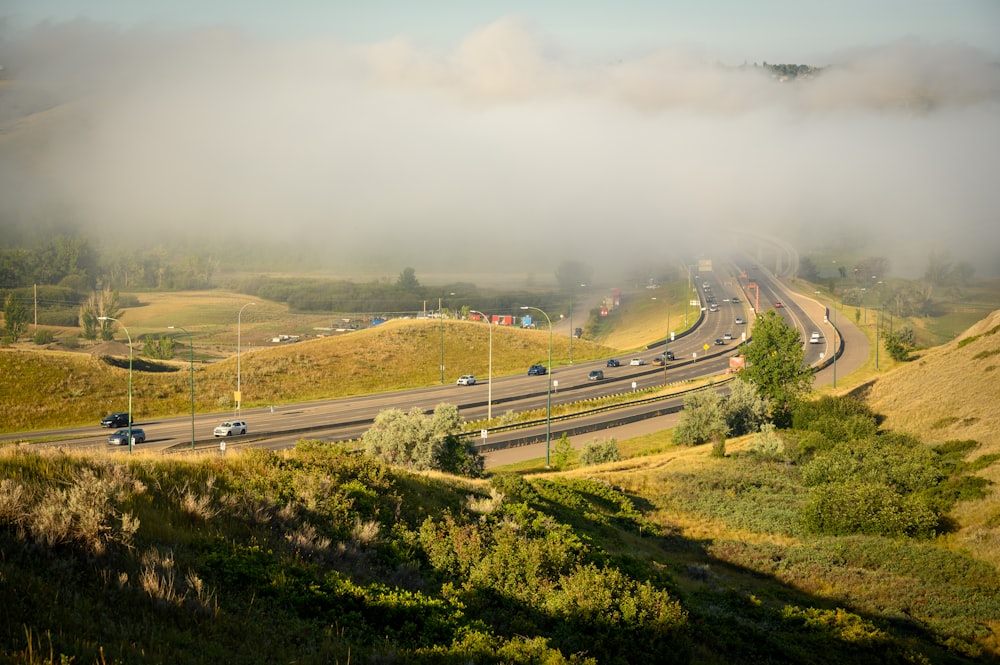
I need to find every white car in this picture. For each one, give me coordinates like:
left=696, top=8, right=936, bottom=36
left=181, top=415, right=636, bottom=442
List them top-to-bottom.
left=809, top=331, right=822, bottom=344
left=723, top=332, right=733, bottom=340
left=629, top=358, right=645, bottom=366
left=456, top=375, right=476, bottom=385
left=214, top=421, right=247, bottom=437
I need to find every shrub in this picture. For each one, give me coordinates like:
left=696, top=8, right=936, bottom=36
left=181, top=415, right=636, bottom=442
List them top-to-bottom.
left=32, top=329, right=55, bottom=345
left=724, top=379, right=768, bottom=436
left=672, top=389, right=728, bottom=446
left=791, top=395, right=878, bottom=443
left=363, top=404, right=483, bottom=476
left=748, top=423, right=784, bottom=460
left=553, top=433, right=575, bottom=469
left=579, top=438, right=621, bottom=466
left=801, top=480, right=937, bottom=537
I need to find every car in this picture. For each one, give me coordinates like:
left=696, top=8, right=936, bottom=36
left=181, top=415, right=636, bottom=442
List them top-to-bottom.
left=774, top=301, right=783, bottom=308
left=709, top=305, right=719, bottom=312
left=735, top=317, right=745, bottom=325
left=574, top=327, right=583, bottom=338
left=809, top=331, right=822, bottom=344
left=723, top=332, right=733, bottom=340
left=715, top=338, right=725, bottom=346
left=665, top=350, right=675, bottom=360
left=652, top=355, right=665, bottom=366
left=606, top=358, right=620, bottom=367
left=629, top=358, right=645, bottom=366
left=527, top=364, right=547, bottom=376
left=588, top=370, right=604, bottom=381
left=456, top=374, right=476, bottom=385
left=101, top=412, right=130, bottom=428
left=214, top=421, right=248, bottom=437
left=108, top=428, right=145, bottom=446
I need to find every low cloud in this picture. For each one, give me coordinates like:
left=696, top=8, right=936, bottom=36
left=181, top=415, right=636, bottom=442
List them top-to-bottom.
left=1, top=18, right=998, bottom=279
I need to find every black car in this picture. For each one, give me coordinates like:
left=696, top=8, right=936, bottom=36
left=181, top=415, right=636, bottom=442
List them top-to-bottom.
left=715, top=338, right=725, bottom=346
left=665, top=350, right=675, bottom=360
left=606, top=358, right=620, bottom=367
left=527, top=364, right=548, bottom=376
left=588, top=370, right=604, bottom=381
left=101, top=412, right=130, bottom=428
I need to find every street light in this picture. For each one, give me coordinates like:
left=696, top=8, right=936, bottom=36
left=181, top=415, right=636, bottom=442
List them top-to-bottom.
left=568, top=283, right=586, bottom=364
left=439, top=292, right=455, bottom=384
left=651, top=297, right=670, bottom=386
left=237, top=302, right=256, bottom=417
left=520, top=305, right=552, bottom=468
left=470, top=310, right=494, bottom=421
left=97, top=316, right=134, bottom=453
left=168, top=326, right=195, bottom=450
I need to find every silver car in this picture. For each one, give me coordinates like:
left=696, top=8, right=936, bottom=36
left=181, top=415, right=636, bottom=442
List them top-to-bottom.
left=108, top=428, right=145, bottom=445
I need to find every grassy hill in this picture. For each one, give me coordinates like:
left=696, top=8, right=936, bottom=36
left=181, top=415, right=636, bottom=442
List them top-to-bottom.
left=3, top=284, right=700, bottom=434
left=859, top=309, right=1000, bottom=569
left=1, top=317, right=618, bottom=433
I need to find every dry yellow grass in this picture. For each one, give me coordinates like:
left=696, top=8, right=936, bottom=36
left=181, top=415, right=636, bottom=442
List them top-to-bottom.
left=860, top=309, right=1000, bottom=566
left=862, top=309, right=1000, bottom=454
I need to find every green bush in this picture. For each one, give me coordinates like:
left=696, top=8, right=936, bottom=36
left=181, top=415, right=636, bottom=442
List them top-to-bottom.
left=32, top=329, right=55, bottom=345
left=791, top=395, right=878, bottom=442
left=579, top=438, right=621, bottom=466
left=801, top=480, right=937, bottom=537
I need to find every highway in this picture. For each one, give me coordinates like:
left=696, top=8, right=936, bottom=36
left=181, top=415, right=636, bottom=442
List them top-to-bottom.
left=5, top=250, right=861, bottom=462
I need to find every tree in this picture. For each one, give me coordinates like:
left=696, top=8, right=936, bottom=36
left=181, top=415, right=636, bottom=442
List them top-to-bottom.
left=797, top=257, right=820, bottom=284
left=396, top=267, right=420, bottom=290
left=80, top=289, right=124, bottom=341
left=3, top=292, right=28, bottom=342
left=739, top=311, right=813, bottom=426
left=882, top=328, right=914, bottom=362
left=723, top=379, right=769, bottom=437
left=672, top=389, right=728, bottom=446
left=362, top=403, right=483, bottom=476
left=553, top=433, right=575, bottom=469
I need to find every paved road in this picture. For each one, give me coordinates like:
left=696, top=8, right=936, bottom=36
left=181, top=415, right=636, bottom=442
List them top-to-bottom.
left=484, top=277, right=869, bottom=469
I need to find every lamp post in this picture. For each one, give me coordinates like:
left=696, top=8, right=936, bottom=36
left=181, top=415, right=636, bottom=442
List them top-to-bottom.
left=568, top=283, right=586, bottom=364
left=439, top=292, right=455, bottom=384
left=652, top=297, right=670, bottom=386
left=237, top=302, right=256, bottom=417
left=832, top=304, right=838, bottom=389
left=520, top=305, right=552, bottom=468
left=470, top=310, right=494, bottom=421
left=97, top=316, right=133, bottom=453
left=168, top=326, right=195, bottom=450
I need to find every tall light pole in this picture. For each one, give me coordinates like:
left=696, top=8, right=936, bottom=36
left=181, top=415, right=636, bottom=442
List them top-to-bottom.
left=568, top=283, right=586, bottom=364
left=439, top=292, right=455, bottom=384
left=439, top=296, right=444, bottom=384
left=651, top=296, right=671, bottom=385
left=662, top=301, right=670, bottom=386
left=237, top=302, right=256, bottom=417
left=832, top=304, right=838, bottom=389
left=520, top=305, right=552, bottom=468
left=470, top=311, right=494, bottom=421
left=97, top=316, right=133, bottom=453
left=168, top=326, right=195, bottom=450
